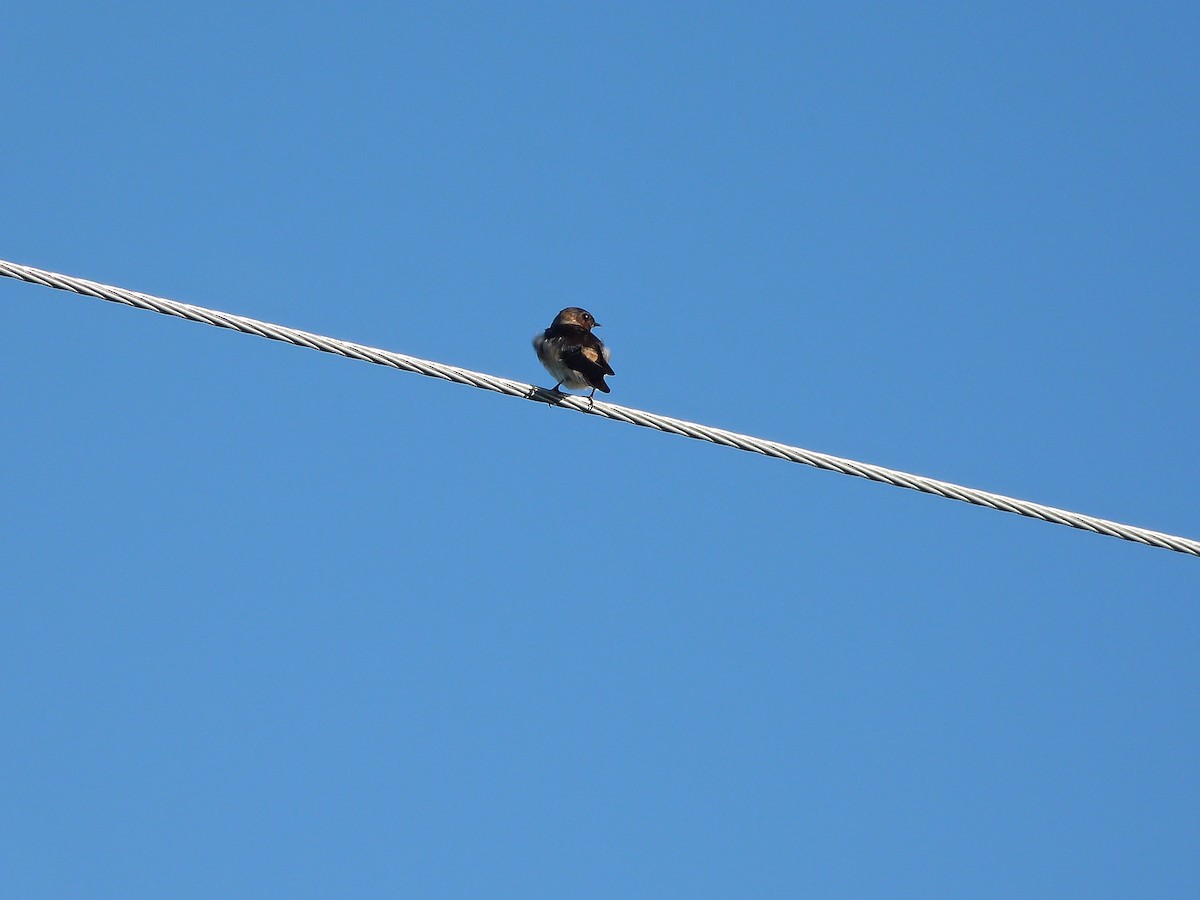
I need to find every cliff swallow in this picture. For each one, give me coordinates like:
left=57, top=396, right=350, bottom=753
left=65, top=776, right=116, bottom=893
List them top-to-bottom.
left=533, top=307, right=614, bottom=400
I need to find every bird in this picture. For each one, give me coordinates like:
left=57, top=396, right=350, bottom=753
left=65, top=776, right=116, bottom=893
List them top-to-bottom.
left=533, top=307, right=614, bottom=400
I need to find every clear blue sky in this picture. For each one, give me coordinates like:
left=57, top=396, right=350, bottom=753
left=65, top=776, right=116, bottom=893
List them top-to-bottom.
left=3, top=2, right=1198, bottom=896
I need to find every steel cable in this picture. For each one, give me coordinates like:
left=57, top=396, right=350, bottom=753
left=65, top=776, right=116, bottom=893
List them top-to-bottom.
left=3, top=258, right=1196, bottom=557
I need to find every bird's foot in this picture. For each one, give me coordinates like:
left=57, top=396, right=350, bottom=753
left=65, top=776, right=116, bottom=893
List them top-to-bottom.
left=528, top=384, right=567, bottom=406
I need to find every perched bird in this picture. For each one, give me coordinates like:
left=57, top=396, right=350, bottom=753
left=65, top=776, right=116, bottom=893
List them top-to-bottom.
left=533, top=307, right=614, bottom=399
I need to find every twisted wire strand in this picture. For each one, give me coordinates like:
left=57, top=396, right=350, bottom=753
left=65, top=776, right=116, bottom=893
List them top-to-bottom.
left=2, top=257, right=1196, bottom=557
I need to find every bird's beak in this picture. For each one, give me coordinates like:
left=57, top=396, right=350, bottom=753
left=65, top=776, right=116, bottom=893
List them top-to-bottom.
left=593, top=322, right=602, bottom=328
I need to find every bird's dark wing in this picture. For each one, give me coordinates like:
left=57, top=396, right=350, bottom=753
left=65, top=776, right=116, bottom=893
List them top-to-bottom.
left=543, top=324, right=613, bottom=391
left=580, top=332, right=613, bottom=375
left=560, top=343, right=613, bottom=383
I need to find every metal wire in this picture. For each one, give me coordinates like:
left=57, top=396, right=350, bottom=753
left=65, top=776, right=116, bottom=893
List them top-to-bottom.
left=3, top=257, right=1197, bottom=557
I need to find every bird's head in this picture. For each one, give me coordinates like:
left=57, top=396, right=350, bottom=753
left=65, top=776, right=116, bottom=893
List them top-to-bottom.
left=552, top=307, right=600, bottom=330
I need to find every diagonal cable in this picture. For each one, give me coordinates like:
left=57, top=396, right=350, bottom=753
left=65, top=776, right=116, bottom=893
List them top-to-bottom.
left=2, top=257, right=1196, bottom=557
